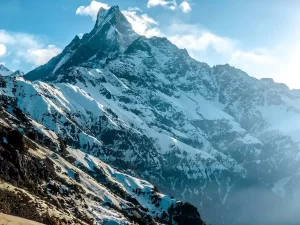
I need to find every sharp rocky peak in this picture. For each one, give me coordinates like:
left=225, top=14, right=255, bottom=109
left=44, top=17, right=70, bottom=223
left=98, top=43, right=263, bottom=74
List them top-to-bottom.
left=24, top=5, right=138, bottom=82
left=94, top=5, right=132, bottom=32
left=95, top=6, right=120, bottom=27
left=96, top=7, right=108, bottom=26
left=0, top=64, right=13, bottom=76
left=0, top=64, right=10, bottom=72
left=11, top=70, right=24, bottom=77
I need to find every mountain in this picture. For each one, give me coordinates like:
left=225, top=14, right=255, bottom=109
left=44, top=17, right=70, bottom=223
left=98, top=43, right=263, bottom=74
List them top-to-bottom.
left=1, top=5, right=300, bottom=225
left=25, top=6, right=138, bottom=82
left=0, top=7, right=205, bottom=225
left=0, top=64, right=13, bottom=76
left=0, top=64, right=23, bottom=77
left=10, top=70, right=24, bottom=77
left=0, top=75, right=205, bottom=224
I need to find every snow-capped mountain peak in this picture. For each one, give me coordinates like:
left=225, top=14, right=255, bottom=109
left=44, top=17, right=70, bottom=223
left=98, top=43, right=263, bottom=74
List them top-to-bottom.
left=25, top=5, right=138, bottom=82
left=90, top=5, right=138, bottom=50
left=95, top=5, right=125, bottom=28
left=95, top=6, right=109, bottom=27
left=0, top=64, right=13, bottom=76
left=10, top=70, right=24, bottom=77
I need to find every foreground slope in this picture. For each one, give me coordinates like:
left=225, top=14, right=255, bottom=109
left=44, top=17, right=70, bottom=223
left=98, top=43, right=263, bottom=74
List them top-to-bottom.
left=8, top=5, right=300, bottom=225
left=0, top=77, right=205, bottom=224
left=0, top=213, right=43, bottom=225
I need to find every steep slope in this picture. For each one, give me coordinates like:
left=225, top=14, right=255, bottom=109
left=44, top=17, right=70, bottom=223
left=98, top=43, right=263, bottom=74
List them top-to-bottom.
left=9, top=5, right=300, bottom=225
left=25, top=6, right=138, bottom=82
left=0, top=64, right=13, bottom=76
left=0, top=65, right=23, bottom=77
left=0, top=76, right=205, bottom=224
left=0, top=214, right=43, bottom=225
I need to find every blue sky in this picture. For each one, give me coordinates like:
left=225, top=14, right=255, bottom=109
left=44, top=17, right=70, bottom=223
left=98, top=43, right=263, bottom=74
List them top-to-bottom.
left=1, top=0, right=300, bottom=88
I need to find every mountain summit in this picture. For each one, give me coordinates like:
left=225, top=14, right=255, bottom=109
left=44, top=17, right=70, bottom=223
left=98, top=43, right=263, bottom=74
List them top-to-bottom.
left=95, top=5, right=131, bottom=31
left=25, top=6, right=138, bottom=81
left=95, top=6, right=109, bottom=26
left=0, top=64, right=13, bottom=76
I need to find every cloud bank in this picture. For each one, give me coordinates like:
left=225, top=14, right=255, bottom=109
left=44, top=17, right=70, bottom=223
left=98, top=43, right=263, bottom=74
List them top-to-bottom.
left=147, top=0, right=192, bottom=13
left=147, top=0, right=177, bottom=10
left=76, top=1, right=109, bottom=21
left=179, top=1, right=192, bottom=13
left=0, top=30, right=61, bottom=67
left=0, top=44, right=6, bottom=57
left=18, top=45, right=62, bottom=66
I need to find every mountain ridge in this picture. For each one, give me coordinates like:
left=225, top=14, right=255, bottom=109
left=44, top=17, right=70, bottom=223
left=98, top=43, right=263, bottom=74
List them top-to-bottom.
left=25, top=5, right=138, bottom=82
left=0, top=64, right=13, bottom=76
left=0, top=75, right=205, bottom=224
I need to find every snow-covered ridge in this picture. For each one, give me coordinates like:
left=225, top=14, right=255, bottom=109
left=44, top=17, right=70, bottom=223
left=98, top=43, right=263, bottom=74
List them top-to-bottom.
left=0, top=64, right=13, bottom=76
left=0, top=94, right=205, bottom=225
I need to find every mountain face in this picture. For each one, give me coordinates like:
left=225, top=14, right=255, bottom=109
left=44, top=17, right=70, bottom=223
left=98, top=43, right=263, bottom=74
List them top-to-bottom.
left=1, top=5, right=300, bottom=225
left=25, top=6, right=138, bottom=82
left=0, top=64, right=13, bottom=76
left=0, top=64, right=24, bottom=77
left=0, top=77, right=205, bottom=225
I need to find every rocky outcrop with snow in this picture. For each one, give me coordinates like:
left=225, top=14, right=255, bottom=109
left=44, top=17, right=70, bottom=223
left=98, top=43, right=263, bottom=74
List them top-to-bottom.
left=0, top=64, right=13, bottom=76
left=0, top=84, right=205, bottom=224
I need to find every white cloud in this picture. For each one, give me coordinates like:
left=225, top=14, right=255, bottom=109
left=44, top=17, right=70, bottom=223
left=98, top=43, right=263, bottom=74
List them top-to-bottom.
left=76, top=0, right=109, bottom=21
left=147, top=0, right=177, bottom=10
left=147, top=0, right=191, bottom=12
left=179, top=1, right=191, bottom=13
left=75, top=2, right=161, bottom=38
left=122, top=8, right=161, bottom=38
left=167, top=22, right=300, bottom=89
left=165, top=23, right=276, bottom=79
left=166, top=24, right=235, bottom=56
left=168, top=24, right=300, bottom=89
left=0, top=30, right=61, bottom=67
left=0, top=30, right=41, bottom=50
left=0, top=31, right=14, bottom=44
left=229, top=43, right=300, bottom=89
left=0, top=44, right=6, bottom=57
left=280, top=44, right=300, bottom=89
left=19, top=45, right=62, bottom=66
left=230, top=50, right=273, bottom=65
left=12, top=59, right=20, bottom=64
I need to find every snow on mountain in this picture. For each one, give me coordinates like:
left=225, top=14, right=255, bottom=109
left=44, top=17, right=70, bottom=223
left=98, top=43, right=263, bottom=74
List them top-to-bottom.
left=1, top=5, right=300, bottom=225
left=25, top=5, right=138, bottom=82
left=0, top=64, right=13, bottom=76
left=0, top=86, right=205, bottom=225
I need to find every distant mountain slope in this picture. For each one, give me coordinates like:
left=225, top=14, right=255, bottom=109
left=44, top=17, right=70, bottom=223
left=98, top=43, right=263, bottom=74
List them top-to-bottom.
left=1, top=5, right=299, bottom=225
left=0, top=64, right=13, bottom=76
left=0, top=64, right=23, bottom=77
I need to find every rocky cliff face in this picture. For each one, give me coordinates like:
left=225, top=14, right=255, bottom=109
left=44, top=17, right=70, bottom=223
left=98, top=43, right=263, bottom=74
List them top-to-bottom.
left=1, top=5, right=300, bottom=225
left=0, top=64, right=13, bottom=76
left=0, top=82, right=205, bottom=224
